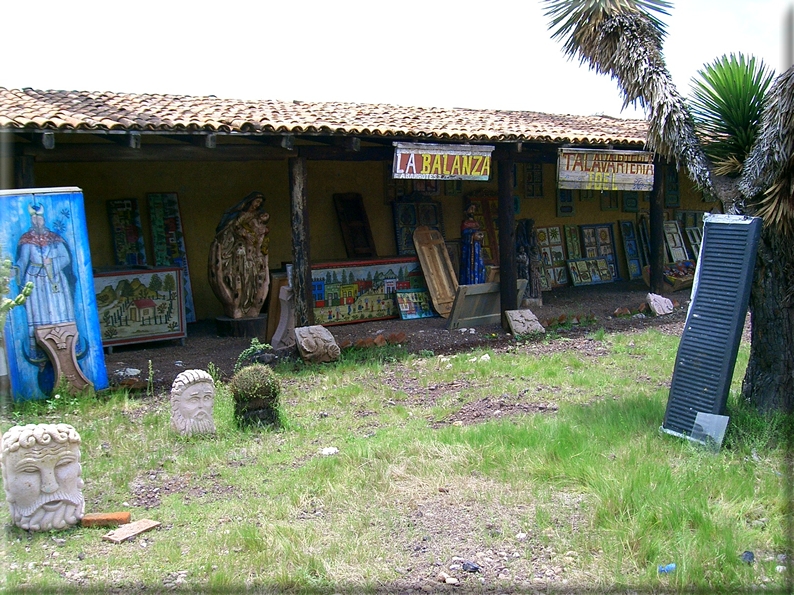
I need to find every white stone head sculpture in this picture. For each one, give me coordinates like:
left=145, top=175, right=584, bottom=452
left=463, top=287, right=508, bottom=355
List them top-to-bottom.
left=170, top=369, right=216, bottom=436
left=1, top=423, right=84, bottom=531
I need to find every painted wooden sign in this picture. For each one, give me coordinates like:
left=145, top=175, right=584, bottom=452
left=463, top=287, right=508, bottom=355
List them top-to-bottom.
left=393, top=142, right=494, bottom=181
left=558, top=149, right=654, bottom=192
left=0, top=187, right=108, bottom=401
left=148, top=193, right=196, bottom=322
left=107, top=199, right=147, bottom=266
left=311, top=257, right=426, bottom=325
left=94, top=267, right=186, bottom=350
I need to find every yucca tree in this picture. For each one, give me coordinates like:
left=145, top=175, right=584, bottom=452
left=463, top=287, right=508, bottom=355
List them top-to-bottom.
left=544, top=0, right=794, bottom=413
left=690, top=54, right=774, bottom=177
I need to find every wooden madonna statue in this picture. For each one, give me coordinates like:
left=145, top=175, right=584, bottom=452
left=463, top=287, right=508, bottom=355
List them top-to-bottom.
left=208, top=192, right=271, bottom=336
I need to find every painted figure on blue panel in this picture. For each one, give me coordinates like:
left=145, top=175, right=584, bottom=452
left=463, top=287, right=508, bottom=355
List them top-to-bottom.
left=16, top=203, right=76, bottom=353
left=460, top=204, right=485, bottom=285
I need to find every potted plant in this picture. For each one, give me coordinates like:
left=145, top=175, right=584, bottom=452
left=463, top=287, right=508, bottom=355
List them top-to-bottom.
left=228, top=363, right=282, bottom=428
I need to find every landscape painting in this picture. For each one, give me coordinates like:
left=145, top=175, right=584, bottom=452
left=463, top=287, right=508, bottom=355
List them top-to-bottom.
left=94, top=267, right=186, bottom=349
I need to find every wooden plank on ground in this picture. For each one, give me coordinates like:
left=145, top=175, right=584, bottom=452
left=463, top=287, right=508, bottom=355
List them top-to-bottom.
left=413, top=226, right=458, bottom=318
left=446, top=280, right=527, bottom=330
left=102, top=519, right=161, bottom=543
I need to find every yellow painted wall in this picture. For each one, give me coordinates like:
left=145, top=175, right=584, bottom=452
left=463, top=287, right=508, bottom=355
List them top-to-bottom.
left=31, top=155, right=712, bottom=320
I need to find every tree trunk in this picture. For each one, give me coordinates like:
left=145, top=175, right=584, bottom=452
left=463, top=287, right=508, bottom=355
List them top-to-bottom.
left=742, top=227, right=794, bottom=414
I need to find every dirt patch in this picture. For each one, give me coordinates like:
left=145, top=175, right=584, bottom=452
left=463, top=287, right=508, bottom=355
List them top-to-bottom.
left=102, top=280, right=690, bottom=393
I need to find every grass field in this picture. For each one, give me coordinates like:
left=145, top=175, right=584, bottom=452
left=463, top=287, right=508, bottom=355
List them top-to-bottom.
left=1, top=327, right=790, bottom=593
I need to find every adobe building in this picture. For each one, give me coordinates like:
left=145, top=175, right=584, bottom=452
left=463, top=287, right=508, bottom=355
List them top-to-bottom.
left=0, top=87, right=709, bottom=336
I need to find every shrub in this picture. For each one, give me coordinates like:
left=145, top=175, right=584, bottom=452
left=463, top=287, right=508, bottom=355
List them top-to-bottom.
left=228, top=364, right=281, bottom=427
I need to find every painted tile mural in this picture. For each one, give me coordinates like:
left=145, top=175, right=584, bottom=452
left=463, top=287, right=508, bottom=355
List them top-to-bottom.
left=0, top=187, right=108, bottom=401
left=148, top=193, right=196, bottom=322
left=311, top=257, right=426, bottom=325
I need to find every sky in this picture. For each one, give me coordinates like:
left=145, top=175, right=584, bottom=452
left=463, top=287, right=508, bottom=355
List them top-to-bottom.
left=3, top=0, right=791, bottom=120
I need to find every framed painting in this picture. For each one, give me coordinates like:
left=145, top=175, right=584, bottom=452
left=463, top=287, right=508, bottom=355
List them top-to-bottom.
left=525, top=163, right=543, bottom=198
left=665, top=167, right=680, bottom=208
left=0, top=187, right=108, bottom=401
left=557, top=188, right=575, bottom=217
left=600, top=191, right=619, bottom=211
left=622, top=191, right=640, bottom=213
left=148, top=192, right=196, bottom=323
left=333, top=192, right=378, bottom=259
left=107, top=199, right=147, bottom=266
left=393, top=199, right=444, bottom=256
left=619, top=220, right=643, bottom=280
left=663, top=220, right=689, bottom=261
left=581, top=223, right=621, bottom=280
left=564, top=225, right=582, bottom=259
left=535, top=226, right=568, bottom=288
left=311, top=257, right=425, bottom=325
left=567, top=258, right=614, bottom=286
left=94, top=267, right=186, bottom=351
left=396, top=289, right=437, bottom=319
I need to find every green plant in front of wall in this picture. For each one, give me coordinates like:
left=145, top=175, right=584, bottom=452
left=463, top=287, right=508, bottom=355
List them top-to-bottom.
left=0, top=253, right=33, bottom=330
left=235, top=338, right=271, bottom=372
left=228, top=363, right=282, bottom=428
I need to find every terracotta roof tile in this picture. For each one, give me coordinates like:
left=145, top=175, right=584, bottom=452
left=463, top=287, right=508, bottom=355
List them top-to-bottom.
left=0, top=87, right=648, bottom=145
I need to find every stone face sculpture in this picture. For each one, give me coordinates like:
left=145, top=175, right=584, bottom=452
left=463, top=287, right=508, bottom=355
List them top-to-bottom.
left=208, top=192, right=271, bottom=319
left=295, top=325, right=341, bottom=363
left=170, top=369, right=216, bottom=436
left=1, top=423, right=84, bottom=531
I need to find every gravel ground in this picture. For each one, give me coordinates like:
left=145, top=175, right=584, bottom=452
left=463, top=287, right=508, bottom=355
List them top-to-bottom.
left=103, top=280, right=691, bottom=393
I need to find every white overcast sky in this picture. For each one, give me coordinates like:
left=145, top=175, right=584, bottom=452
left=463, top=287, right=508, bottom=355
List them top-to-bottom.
left=3, top=0, right=791, bottom=119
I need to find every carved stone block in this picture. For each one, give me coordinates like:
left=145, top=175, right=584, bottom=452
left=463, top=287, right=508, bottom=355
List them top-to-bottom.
left=295, top=325, right=340, bottom=364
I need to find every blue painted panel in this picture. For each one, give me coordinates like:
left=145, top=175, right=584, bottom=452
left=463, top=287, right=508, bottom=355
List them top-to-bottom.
left=0, top=187, right=108, bottom=400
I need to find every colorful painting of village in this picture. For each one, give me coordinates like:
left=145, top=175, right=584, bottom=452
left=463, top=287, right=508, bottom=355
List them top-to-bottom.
left=312, top=258, right=427, bottom=325
left=94, top=268, right=186, bottom=346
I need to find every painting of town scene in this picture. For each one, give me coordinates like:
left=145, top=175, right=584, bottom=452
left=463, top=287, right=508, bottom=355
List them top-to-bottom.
left=311, top=257, right=427, bottom=325
left=94, top=267, right=185, bottom=348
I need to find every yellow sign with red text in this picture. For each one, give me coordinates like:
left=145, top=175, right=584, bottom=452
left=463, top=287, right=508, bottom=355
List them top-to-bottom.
left=393, top=142, right=494, bottom=181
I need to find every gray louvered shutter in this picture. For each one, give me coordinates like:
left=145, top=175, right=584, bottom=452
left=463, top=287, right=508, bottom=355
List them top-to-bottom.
left=662, top=215, right=762, bottom=438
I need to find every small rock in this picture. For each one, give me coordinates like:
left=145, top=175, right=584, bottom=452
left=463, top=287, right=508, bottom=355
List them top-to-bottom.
left=469, top=328, right=476, bottom=334
left=479, top=354, right=490, bottom=362
left=320, top=447, right=339, bottom=456
left=515, top=532, right=527, bottom=541
left=741, top=551, right=755, bottom=564
left=462, top=561, right=482, bottom=573
left=776, top=566, right=787, bottom=574
left=437, top=571, right=451, bottom=582
left=445, top=577, right=459, bottom=585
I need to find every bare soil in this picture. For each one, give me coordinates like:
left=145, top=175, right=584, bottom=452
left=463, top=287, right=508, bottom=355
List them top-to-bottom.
left=103, top=280, right=690, bottom=394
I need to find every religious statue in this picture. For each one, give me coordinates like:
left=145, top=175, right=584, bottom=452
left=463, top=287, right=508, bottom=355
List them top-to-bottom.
left=208, top=192, right=271, bottom=319
left=460, top=204, right=485, bottom=285
left=516, top=218, right=544, bottom=300
left=295, top=325, right=341, bottom=364
left=170, top=369, right=216, bottom=436
left=1, top=423, right=84, bottom=531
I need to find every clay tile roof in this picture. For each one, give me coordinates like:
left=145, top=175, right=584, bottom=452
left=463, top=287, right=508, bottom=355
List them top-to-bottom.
left=0, top=87, right=649, bottom=145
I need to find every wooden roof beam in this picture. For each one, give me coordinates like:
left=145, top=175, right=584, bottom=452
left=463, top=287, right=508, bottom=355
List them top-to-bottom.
left=246, top=134, right=295, bottom=151
left=311, top=136, right=361, bottom=152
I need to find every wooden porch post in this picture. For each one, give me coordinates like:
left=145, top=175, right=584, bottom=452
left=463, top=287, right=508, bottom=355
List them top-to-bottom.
left=13, top=143, right=35, bottom=189
left=289, top=155, right=314, bottom=327
left=498, top=156, right=517, bottom=326
left=649, top=159, right=666, bottom=293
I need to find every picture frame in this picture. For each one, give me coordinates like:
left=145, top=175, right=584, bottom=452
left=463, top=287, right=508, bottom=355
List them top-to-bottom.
left=524, top=163, right=543, bottom=198
left=556, top=188, right=575, bottom=217
left=600, top=191, right=619, bottom=211
left=148, top=192, right=197, bottom=322
left=107, top=199, right=147, bottom=266
left=392, top=199, right=444, bottom=256
left=619, top=220, right=644, bottom=280
left=567, top=258, right=614, bottom=286
left=396, top=289, right=437, bottom=319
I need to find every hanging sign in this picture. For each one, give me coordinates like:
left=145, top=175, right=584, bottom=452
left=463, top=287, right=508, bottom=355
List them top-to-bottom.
left=393, top=142, right=494, bottom=181
left=557, top=148, right=654, bottom=191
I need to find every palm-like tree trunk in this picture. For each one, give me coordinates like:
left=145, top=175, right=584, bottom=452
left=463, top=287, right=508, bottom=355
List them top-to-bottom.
left=742, top=230, right=794, bottom=412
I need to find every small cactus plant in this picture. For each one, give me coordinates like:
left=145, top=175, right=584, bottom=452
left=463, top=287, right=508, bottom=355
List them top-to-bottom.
left=228, top=363, right=281, bottom=427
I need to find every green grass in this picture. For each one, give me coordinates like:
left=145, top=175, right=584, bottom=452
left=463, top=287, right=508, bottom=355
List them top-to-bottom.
left=1, top=327, right=789, bottom=593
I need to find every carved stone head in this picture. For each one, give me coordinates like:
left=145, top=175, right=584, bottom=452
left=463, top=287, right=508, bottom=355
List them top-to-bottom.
left=170, top=369, right=216, bottom=436
left=1, top=423, right=84, bottom=531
